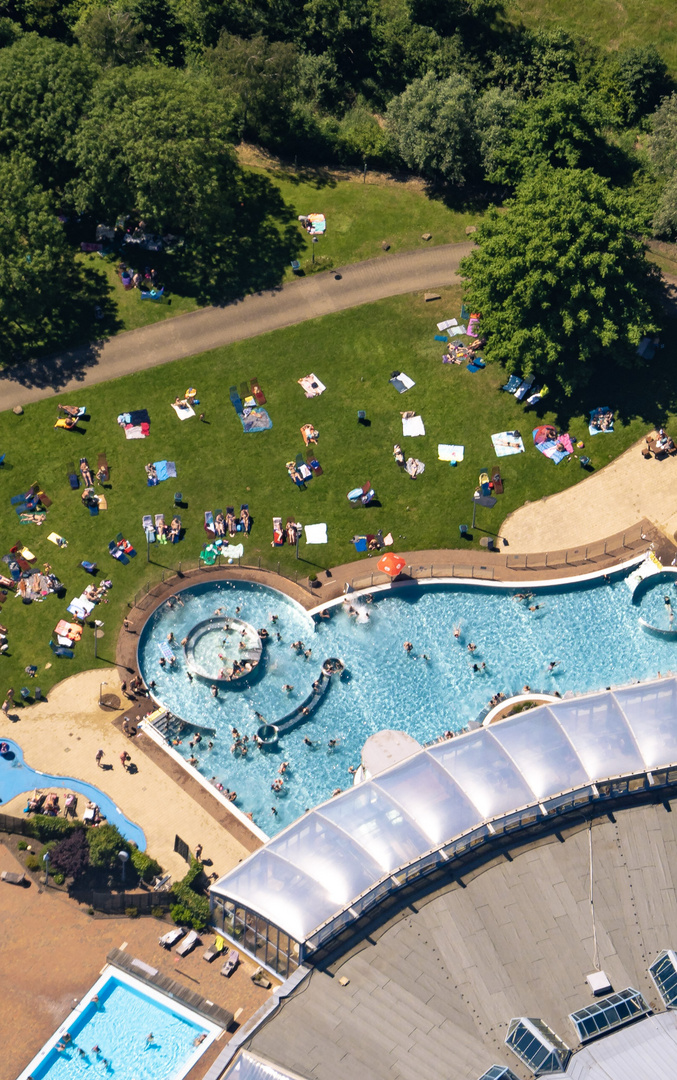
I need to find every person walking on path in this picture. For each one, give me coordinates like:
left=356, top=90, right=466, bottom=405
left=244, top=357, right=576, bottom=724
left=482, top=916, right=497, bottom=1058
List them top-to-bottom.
left=95, top=749, right=104, bottom=767
left=120, top=750, right=130, bottom=770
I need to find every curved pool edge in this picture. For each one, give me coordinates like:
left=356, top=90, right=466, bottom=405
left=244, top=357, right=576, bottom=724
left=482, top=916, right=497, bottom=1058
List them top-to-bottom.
left=0, top=738, right=146, bottom=849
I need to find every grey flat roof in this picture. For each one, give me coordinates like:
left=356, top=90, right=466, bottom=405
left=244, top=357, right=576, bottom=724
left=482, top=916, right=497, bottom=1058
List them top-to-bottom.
left=242, top=799, right=677, bottom=1080
left=565, top=1012, right=677, bottom=1078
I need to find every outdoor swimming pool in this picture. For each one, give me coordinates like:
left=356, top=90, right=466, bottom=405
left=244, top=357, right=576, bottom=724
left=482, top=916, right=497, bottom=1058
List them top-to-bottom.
left=137, top=570, right=677, bottom=834
left=0, top=740, right=145, bottom=848
left=17, top=967, right=220, bottom=1080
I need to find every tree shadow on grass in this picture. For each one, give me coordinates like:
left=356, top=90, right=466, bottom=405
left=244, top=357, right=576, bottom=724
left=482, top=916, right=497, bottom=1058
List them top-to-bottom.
left=265, top=165, right=339, bottom=191
left=0, top=258, right=121, bottom=391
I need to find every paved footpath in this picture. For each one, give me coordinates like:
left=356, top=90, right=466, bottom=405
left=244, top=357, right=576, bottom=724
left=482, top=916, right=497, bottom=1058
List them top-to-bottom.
left=0, top=242, right=472, bottom=412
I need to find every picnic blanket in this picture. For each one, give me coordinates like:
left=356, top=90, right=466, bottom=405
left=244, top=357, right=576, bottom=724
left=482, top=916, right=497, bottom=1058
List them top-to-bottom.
left=308, top=213, right=326, bottom=234
left=437, top=319, right=458, bottom=331
left=448, top=325, right=468, bottom=337
left=390, top=372, right=415, bottom=394
left=298, top=374, right=326, bottom=398
left=172, top=402, right=195, bottom=421
left=589, top=406, right=614, bottom=435
left=240, top=408, right=272, bottom=433
left=117, top=410, right=150, bottom=439
left=402, top=415, right=425, bottom=437
left=491, top=431, right=525, bottom=457
left=535, top=431, right=573, bottom=464
left=438, top=444, right=464, bottom=462
left=153, top=460, right=177, bottom=483
left=305, top=523, right=328, bottom=544
left=47, top=532, right=68, bottom=547
left=68, top=595, right=95, bottom=618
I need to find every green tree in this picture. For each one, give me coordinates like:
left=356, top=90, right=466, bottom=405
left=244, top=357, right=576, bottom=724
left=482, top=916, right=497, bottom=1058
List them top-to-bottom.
left=75, top=8, right=148, bottom=67
left=205, top=32, right=298, bottom=142
left=0, top=34, right=96, bottom=191
left=73, top=66, right=300, bottom=299
left=385, top=71, right=477, bottom=184
left=488, top=84, right=606, bottom=186
left=474, top=86, right=520, bottom=180
left=649, top=92, right=677, bottom=174
left=0, top=157, right=92, bottom=357
left=460, top=168, right=659, bottom=397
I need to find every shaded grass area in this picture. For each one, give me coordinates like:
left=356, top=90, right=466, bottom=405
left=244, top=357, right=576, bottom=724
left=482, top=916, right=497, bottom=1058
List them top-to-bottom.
left=507, top=0, right=677, bottom=74
left=77, top=255, right=200, bottom=334
left=0, top=288, right=671, bottom=696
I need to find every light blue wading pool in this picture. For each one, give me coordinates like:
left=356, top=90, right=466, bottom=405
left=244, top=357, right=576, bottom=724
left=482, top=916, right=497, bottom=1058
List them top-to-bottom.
left=138, top=571, right=677, bottom=835
left=0, top=740, right=145, bottom=848
left=17, top=968, right=220, bottom=1080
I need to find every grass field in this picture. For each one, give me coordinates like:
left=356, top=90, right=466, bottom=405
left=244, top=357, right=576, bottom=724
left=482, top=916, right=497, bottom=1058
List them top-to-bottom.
left=508, top=0, right=677, bottom=74
left=0, top=286, right=666, bottom=698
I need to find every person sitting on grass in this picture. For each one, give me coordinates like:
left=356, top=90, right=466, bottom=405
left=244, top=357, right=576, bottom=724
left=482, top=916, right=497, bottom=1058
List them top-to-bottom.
left=145, top=463, right=157, bottom=482
left=214, top=512, right=226, bottom=537
left=170, top=516, right=181, bottom=539
left=156, top=518, right=168, bottom=540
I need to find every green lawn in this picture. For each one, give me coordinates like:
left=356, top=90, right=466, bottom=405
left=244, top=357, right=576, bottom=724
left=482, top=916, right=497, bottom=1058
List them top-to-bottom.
left=507, top=0, right=677, bottom=74
left=250, top=168, right=482, bottom=279
left=78, top=254, right=201, bottom=334
left=0, top=286, right=666, bottom=698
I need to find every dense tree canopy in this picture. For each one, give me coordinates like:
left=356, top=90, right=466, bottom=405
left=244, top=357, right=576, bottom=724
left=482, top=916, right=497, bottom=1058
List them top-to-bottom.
left=386, top=72, right=476, bottom=184
left=460, top=169, right=658, bottom=397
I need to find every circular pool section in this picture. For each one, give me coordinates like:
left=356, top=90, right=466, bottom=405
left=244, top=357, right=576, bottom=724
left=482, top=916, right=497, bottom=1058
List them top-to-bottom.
left=137, top=572, right=677, bottom=837
left=184, top=616, right=262, bottom=684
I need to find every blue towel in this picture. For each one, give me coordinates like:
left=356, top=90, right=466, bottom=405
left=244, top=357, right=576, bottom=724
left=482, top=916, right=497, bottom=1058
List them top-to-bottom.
left=434, top=334, right=448, bottom=342
left=467, top=363, right=480, bottom=373
left=153, top=460, right=177, bottom=483
left=354, top=538, right=368, bottom=552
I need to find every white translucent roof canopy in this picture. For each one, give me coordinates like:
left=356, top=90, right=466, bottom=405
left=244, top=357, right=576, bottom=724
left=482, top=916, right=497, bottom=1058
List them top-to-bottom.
left=213, top=677, right=677, bottom=945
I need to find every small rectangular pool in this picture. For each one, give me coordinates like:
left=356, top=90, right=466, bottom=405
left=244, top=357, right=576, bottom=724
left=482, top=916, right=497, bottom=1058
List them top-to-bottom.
left=16, top=967, right=222, bottom=1080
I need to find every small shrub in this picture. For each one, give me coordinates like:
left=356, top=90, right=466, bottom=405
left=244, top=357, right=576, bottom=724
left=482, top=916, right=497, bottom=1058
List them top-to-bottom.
left=29, top=815, right=76, bottom=842
left=87, top=823, right=130, bottom=869
left=51, top=828, right=89, bottom=880
left=17, top=839, right=28, bottom=851
left=131, top=849, right=162, bottom=884
left=25, top=855, right=40, bottom=871
left=53, top=872, right=65, bottom=885
left=170, top=902, right=195, bottom=927
left=125, top=906, right=139, bottom=918
left=151, top=906, right=166, bottom=919
left=87, top=907, right=95, bottom=915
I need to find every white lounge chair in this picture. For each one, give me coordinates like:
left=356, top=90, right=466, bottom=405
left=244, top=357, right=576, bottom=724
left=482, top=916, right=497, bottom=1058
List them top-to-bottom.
left=159, top=926, right=186, bottom=949
left=176, top=929, right=201, bottom=957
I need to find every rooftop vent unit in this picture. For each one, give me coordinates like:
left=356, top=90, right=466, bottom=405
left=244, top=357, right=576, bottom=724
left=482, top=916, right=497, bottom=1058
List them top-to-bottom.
left=649, top=950, right=677, bottom=1008
left=569, top=987, right=649, bottom=1044
left=505, top=1018, right=571, bottom=1075
left=478, top=1067, right=520, bottom=1080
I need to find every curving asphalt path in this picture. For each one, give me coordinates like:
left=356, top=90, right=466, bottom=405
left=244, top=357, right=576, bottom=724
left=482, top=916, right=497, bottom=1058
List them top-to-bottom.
left=0, top=241, right=473, bottom=412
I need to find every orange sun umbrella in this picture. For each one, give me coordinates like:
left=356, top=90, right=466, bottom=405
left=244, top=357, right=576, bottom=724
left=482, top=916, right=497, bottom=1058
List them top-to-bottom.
left=377, top=553, right=406, bottom=578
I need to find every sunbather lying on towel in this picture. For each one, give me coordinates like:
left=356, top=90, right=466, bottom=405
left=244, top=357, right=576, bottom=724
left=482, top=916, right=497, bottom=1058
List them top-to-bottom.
left=469, top=337, right=486, bottom=353
left=173, top=397, right=189, bottom=409
left=59, top=404, right=81, bottom=417
left=393, top=444, right=405, bottom=466
left=80, top=458, right=94, bottom=486
left=145, top=463, right=157, bottom=482
left=214, top=512, right=225, bottom=537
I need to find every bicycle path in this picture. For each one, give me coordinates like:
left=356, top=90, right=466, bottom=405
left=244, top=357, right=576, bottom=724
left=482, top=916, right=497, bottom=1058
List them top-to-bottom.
left=0, top=241, right=473, bottom=412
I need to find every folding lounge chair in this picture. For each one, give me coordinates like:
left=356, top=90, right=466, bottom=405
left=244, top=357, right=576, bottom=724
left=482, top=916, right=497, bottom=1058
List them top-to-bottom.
left=502, top=375, right=522, bottom=393
left=250, top=377, right=266, bottom=405
left=239, top=380, right=250, bottom=400
left=229, top=387, right=243, bottom=414
left=295, top=452, right=305, bottom=469
left=307, top=455, right=323, bottom=476
left=66, top=463, right=79, bottom=490
left=491, top=467, right=503, bottom=494
left=36, top=488, right=52, bottom=507
left=204, top=510, right=215, bottom=535
left=142, top=514, right=155, bottom=542
left=272, top=516, right=284, bottom=546
left=108, top=541, right=129, bottom=565
left=80, top=561, right=97, bottom=574
left=49, top=638, right=74, bottom=659
left=159, top=926, right=186, bottom=949
left=176, top=929, right=201, bottom=957
left=203, top=938, right=224, bottom=963
left=220, top=949, right=239, bottom=977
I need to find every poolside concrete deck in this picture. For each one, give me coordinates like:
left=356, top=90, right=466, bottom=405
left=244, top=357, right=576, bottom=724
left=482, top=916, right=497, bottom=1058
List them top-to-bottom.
left=501, top=434, right=677, bottom=553
left=2, top=669, right=257, bottom=881
left=0, top=839, right=271, bottom=1080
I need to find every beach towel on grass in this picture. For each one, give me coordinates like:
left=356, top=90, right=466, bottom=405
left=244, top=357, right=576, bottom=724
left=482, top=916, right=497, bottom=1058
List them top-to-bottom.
left=308, top=213, right=326, bottom=234
left=437, top=319, right=458, bottom=331
left=448, top=325, right=467, bottom=337
left=390, top=372, right=415, bottom=393
left=298, top=374, right=326, bottom=397
left=502, top=375, right=522, bottom=393
left=172, top=402, right=195, bottom=421
left=589, top=406, right=614, bottom=435
left=240, top=408, right=272, bottom=433
left=402, top=415, right=425, bottom=437
left=124, top=425, right=149, bottom=439
left=492, top=431, right=525, bottom=457
left=536, top=440, right=569, bottom=464
left=438, top=444, right=464, bottom=462
left=153, top=460, right=177, bottom=483
left=305, top=523, right=328, bottom=544
left=47, top=532, right=67, bottom=547
left=222, top=543, right=244, bottom=559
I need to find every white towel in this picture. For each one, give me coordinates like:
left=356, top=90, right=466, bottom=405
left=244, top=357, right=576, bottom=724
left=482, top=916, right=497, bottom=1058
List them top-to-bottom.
left=437, top=319, right=458, bottom=330
left=398, top=372, right=415, bottom=390
left=298, top=373, right=326, bottom=397
left=172, top=402, right=195, bottom=420
left=402, top=415, right=425, bottom=437
left=438, top=443, right=464, bottom=462
left=305, top=523, right=328, bottom=544
left=224, top=543, right=244, bottom=560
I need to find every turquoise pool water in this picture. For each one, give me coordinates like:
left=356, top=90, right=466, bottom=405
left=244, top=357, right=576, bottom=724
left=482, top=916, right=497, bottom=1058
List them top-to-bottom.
left=137, top=571, right=677, bottom=835
left=0, top=740, right=145, bottom=848
left=21, top=971, right=213, bottom=1080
